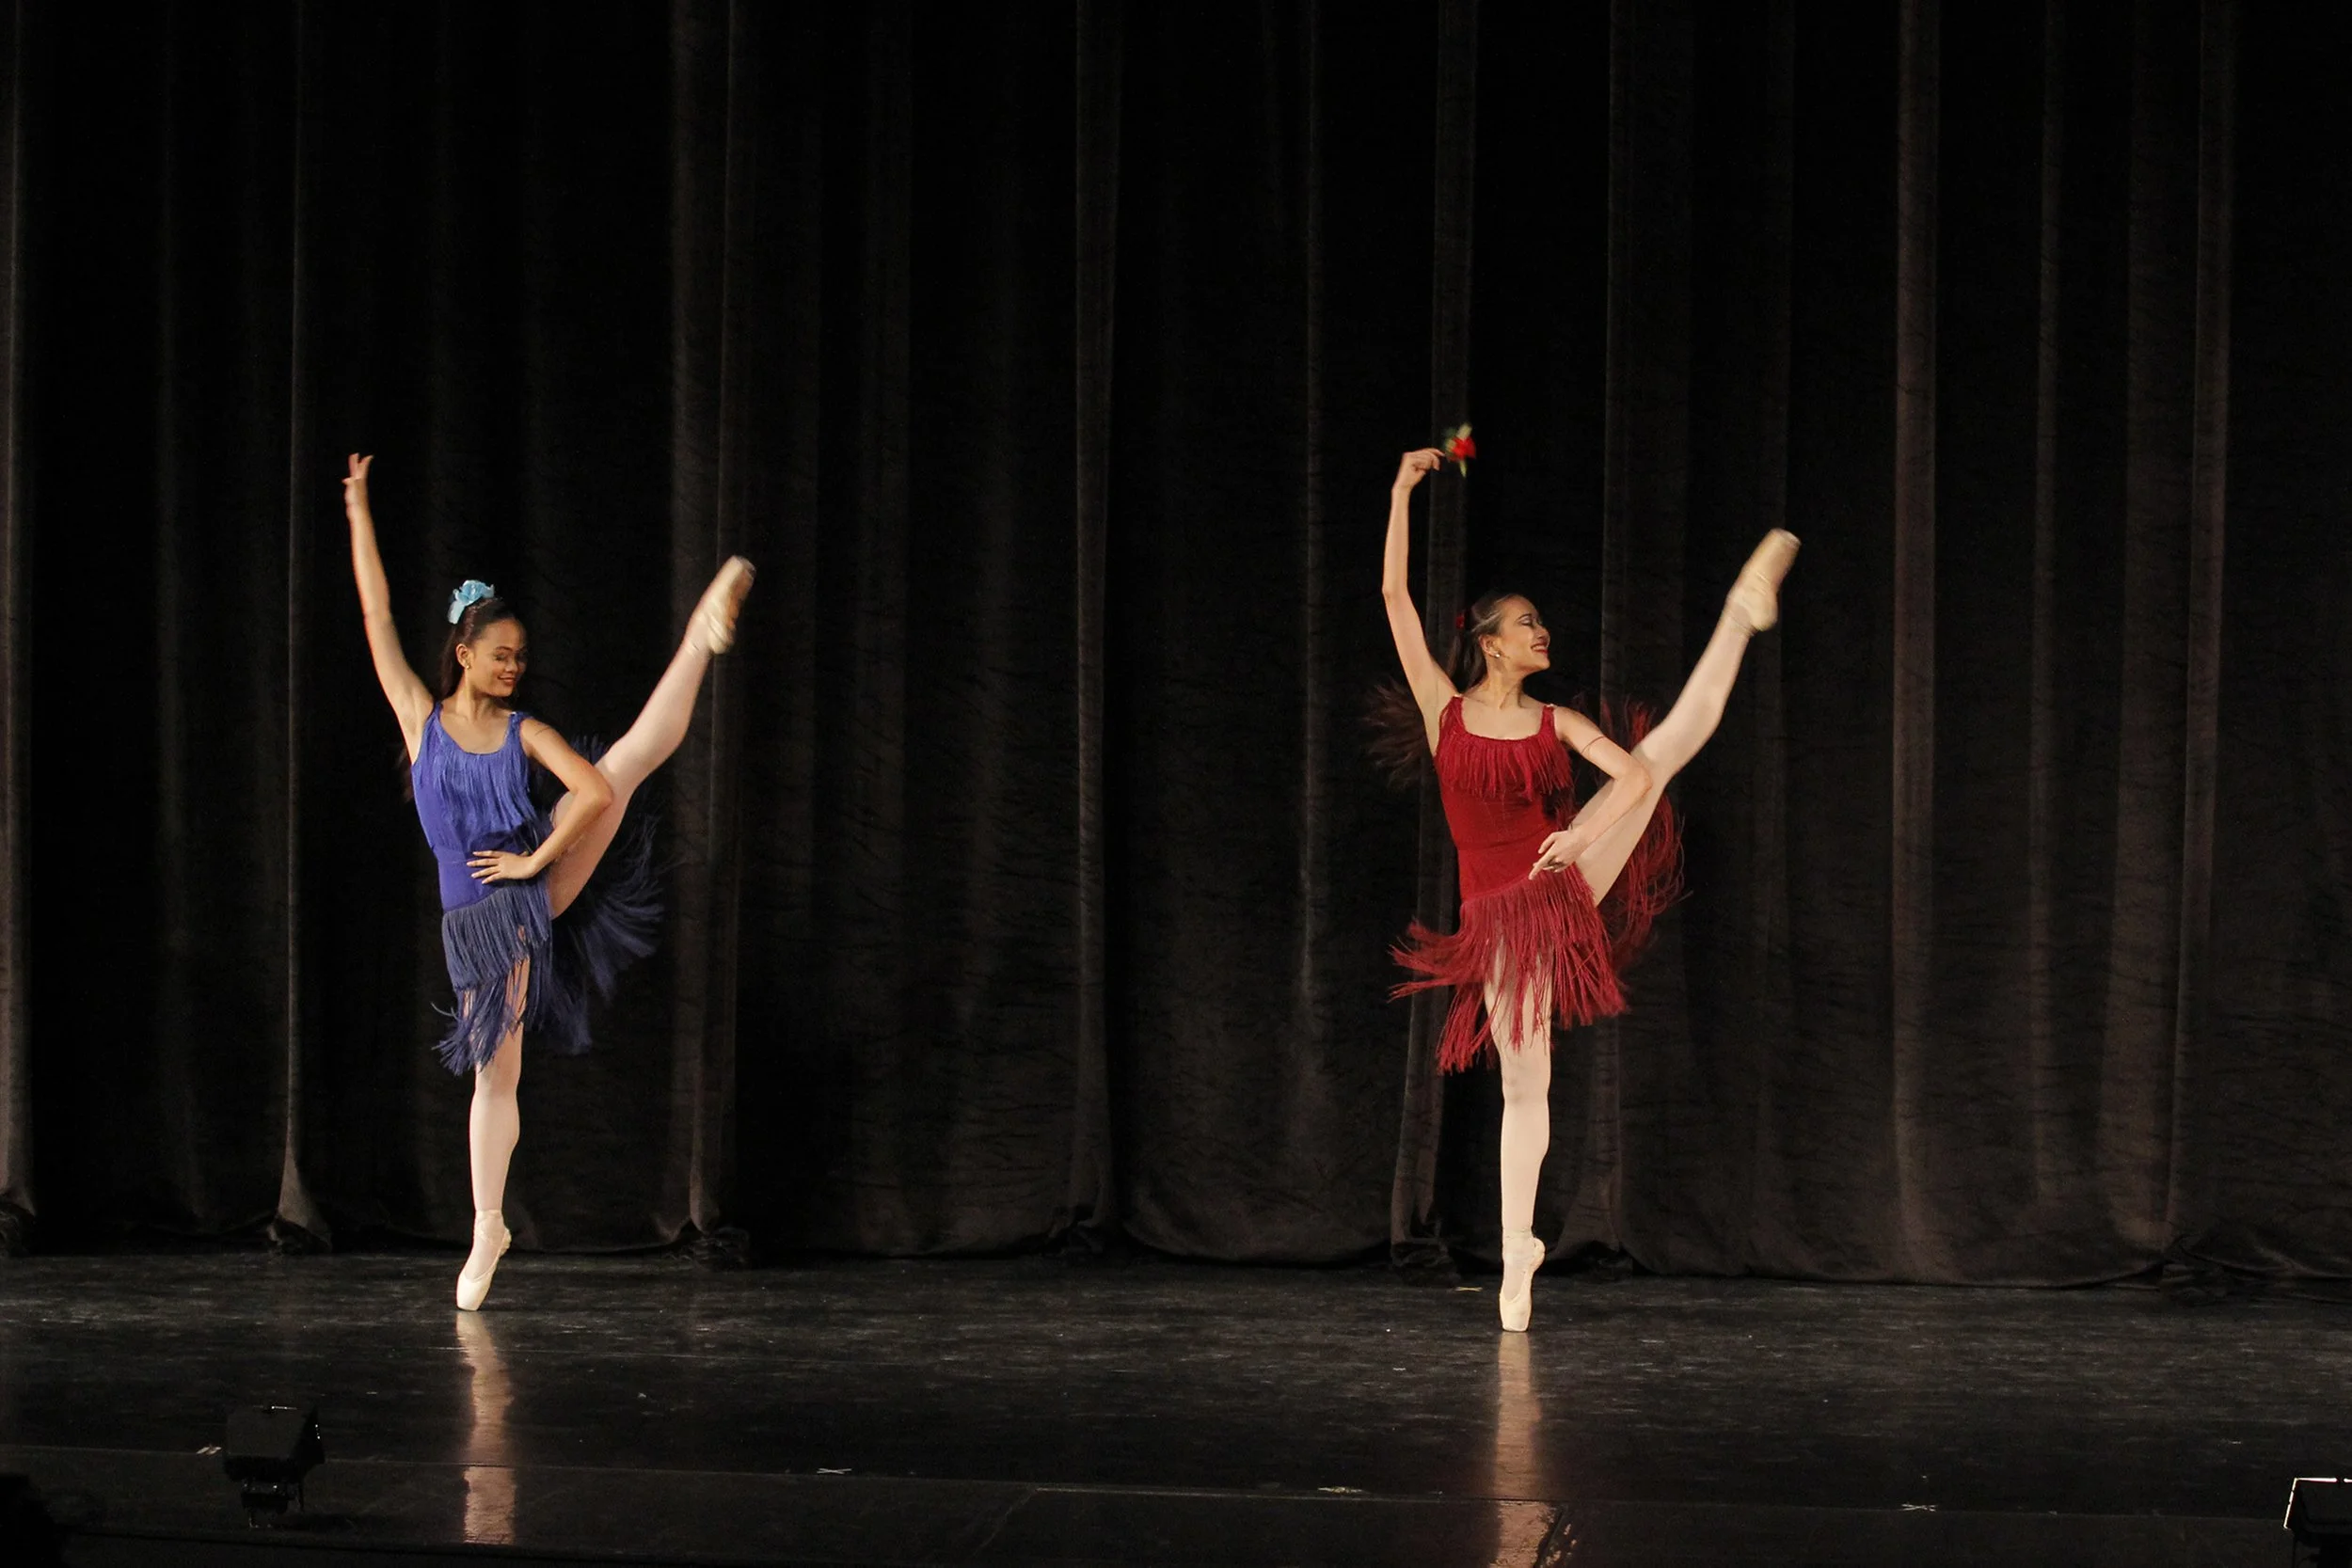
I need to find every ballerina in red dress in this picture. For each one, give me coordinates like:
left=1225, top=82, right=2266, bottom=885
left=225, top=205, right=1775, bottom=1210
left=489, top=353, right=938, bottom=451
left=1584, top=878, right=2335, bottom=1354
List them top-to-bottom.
left=1374, top=447, right=1798, bottom=1331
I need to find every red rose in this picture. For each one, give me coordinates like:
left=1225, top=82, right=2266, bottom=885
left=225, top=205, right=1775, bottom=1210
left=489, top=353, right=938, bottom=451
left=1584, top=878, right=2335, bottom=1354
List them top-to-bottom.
left=1441, top=422, right=1476, bottom=473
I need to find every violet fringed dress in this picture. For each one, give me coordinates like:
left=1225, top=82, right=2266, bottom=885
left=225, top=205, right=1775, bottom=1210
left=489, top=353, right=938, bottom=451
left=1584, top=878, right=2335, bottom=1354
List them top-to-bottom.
left=1393, top=697, right=1684, bottom=1073
left=410, top=709, right=661, bottom=1072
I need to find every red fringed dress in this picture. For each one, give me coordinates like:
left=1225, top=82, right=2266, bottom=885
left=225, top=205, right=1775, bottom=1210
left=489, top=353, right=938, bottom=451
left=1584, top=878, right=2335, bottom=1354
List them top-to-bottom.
left=1393, top=697, right=1683, bottom=1073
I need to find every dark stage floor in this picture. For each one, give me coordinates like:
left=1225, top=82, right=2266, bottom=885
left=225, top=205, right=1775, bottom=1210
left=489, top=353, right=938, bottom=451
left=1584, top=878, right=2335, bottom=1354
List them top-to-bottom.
left=0, top=1250, right=2338, bottom=1565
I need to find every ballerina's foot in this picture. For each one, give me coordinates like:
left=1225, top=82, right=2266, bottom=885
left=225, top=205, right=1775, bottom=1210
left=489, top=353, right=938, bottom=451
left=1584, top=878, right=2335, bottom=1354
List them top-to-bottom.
left=1724, top=528, right=1802, bottom=634
left=690, top=556, right=757, bottom=657
left=455, top=1210, right=512, bottom=1313
left=1499, top=1234, right=1546, bottom=1334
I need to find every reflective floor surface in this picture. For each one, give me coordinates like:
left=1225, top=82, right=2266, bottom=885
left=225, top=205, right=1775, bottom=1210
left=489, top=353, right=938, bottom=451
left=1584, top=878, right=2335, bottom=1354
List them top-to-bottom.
left=0, top=1251, right=2335, bottom=1564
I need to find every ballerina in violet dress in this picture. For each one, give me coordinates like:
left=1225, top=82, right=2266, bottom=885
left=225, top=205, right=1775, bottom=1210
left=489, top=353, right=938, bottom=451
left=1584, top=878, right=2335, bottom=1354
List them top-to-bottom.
left=1372, top=446, right=1797, bottom=1332
left=342, top=453, right=754, bottom=1310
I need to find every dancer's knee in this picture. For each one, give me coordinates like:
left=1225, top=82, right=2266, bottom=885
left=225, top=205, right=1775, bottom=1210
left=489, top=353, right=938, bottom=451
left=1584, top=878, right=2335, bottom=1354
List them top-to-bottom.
left=1628, top=736, right=1678, bottom=790
left=597, top=744, right=647, bottom=799
left=556, top=772, right=639, bottom=828
left=1496, top=1031, right=1551, bottom=1101
left=477, top=1033, right=523, bottom=1097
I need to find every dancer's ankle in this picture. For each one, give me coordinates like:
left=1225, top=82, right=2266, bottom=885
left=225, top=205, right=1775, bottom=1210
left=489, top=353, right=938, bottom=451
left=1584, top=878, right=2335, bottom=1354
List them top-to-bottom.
left=458, top=1209, right=513, bottom=1311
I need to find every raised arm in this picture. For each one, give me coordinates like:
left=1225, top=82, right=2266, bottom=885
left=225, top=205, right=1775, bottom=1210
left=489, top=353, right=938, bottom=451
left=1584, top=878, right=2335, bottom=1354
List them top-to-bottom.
left=1381, top=448, right=1456, bottom=751
left=343, top=453, right=435, bottom=760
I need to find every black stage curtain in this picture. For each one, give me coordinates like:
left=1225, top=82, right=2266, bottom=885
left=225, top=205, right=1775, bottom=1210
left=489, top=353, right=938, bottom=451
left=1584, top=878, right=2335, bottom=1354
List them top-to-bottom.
left=0, top=0, right=2344, bottom=1284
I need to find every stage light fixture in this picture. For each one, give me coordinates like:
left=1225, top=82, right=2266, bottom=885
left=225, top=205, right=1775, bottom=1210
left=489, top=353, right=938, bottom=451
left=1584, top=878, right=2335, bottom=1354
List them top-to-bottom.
left=221, top=1404, right=325, bottom=1524
left=2287, top=1477, right=2352, bottom=1567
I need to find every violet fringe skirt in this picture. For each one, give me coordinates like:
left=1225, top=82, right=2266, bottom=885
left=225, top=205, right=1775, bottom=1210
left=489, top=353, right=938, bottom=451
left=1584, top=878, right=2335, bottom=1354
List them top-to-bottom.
left=435, top=813, right=661, bottom=1074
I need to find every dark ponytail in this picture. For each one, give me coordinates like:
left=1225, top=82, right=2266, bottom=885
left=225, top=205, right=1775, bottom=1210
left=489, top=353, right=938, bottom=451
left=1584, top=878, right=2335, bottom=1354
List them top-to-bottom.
left=1364, top=591, right=1519, bottom=788
left=437, top=594, right=522, bottom=700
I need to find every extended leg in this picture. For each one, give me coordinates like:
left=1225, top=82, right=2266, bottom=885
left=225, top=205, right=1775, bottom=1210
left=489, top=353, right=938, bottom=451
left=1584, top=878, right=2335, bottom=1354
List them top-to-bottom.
left=1573, top=531, right=1798, bottom=903
left=544, top=559, right=753, bottom=917
left=1568, top=614, right=1750, bottom=903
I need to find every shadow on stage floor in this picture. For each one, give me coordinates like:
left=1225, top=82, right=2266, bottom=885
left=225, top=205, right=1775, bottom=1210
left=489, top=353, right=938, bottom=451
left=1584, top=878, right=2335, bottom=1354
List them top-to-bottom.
left=0, top=1250, right=2328, bottom=1565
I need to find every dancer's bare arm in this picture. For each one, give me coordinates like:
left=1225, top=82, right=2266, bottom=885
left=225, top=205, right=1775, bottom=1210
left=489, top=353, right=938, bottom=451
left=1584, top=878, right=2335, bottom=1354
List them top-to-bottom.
left=1381, top=448, right=1454, bottom=751
left=343, top=453, right=435, bottom=760
left=1529, top=708, right=1654, bottom=877
left=468, top=722, right=614, bottom=884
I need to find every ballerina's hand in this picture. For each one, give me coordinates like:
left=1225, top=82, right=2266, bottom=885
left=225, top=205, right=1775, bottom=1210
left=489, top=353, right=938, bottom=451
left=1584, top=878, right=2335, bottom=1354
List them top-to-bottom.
left=1392, top=448, right=1445, bottom=493
left=343, top=452, right=373, bottom=517
left=1528, top=831, right=1585, bottom=879
left=469, top=848, right=540, bottom=884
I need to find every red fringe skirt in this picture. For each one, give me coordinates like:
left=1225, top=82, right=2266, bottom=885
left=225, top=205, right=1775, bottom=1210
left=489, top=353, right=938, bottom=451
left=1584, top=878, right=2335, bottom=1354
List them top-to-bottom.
left=1391, top=722, right=1684, bottom=1074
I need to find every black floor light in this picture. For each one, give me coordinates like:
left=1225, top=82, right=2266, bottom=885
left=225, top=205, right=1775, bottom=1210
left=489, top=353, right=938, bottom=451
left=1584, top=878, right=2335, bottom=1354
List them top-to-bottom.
left=222, top=1404, right=325, bottom=1524
left=2287, top=1478, right=2352, bottom=1567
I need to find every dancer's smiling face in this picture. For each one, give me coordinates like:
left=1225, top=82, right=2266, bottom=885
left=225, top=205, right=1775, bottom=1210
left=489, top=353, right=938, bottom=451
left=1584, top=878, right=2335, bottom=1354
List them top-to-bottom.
left=1480, top=596, right=1551, bottom=677
left=455, top=617, right=529, bottom=700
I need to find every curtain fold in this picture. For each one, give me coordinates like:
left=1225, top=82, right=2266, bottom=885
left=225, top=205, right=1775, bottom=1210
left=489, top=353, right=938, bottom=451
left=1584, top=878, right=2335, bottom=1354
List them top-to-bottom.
left=0, top=0, right=29, bottom=1254
left=278, top=0, right=327, bottom=1249
left=663, top=0, right=758, bottom=1250
left=1068, top=0, right=1120, bottom=1245
left=1390, top=0, right=1477, bottom=1269
left=1591, top=0, right=1694, bottom=1272
left=1889, top=0, right=1940, bottom=1279
left=2025, top=0, right=2070, bottom=1246
left=2102, top=0, right=2202, bottom=1258
left=2160, top=0, right=2232, bottom=1244
left=0, top=1, right=2341, bottom=1285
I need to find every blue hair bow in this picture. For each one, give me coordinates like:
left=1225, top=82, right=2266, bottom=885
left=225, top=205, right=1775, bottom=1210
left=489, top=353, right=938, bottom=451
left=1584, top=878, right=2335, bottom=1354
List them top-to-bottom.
left=447, top=579, right=497, bottom=624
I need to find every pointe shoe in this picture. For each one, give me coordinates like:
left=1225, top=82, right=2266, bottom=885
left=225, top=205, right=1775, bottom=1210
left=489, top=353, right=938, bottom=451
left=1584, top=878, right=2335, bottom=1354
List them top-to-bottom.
left=1724, top=529, right=1802, bottom=634
left=688, top=556, right=756, bottom=657
left=455, top=1210, right=512, bottom=1313
left=1499, top=1234, right=1546, bottom=1334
